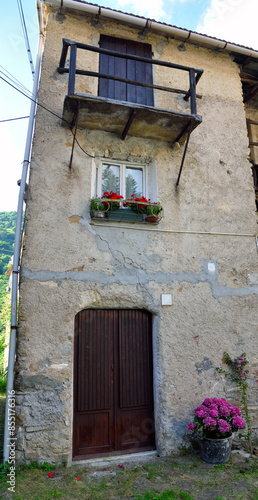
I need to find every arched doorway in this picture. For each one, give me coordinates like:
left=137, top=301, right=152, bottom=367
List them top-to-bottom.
left=73, top=309, right=155, bottom=459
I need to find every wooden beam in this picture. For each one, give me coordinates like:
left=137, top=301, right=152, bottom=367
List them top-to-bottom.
left=60, top=38, right=204, bottom=75
left=68, top=44, right=77, bottom=96
left=57, top=68, right=202, bottom=99
left=244, top=86, right=258, bottom=104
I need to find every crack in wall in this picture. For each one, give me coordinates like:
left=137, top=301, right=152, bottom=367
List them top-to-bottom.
left=92, top=227, right=142, bottom=271
left=21, top=259, right=258, bottom=300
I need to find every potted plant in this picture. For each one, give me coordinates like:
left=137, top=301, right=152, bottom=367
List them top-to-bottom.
left=124, top=194, right=150, bottom=214
left=125, top=194, right=163, bottom=222
left=90, top=197, right=108, bottom=218
left=146, top=201, right=162, bottom=222
left=188, top=397, right=245, bottom=463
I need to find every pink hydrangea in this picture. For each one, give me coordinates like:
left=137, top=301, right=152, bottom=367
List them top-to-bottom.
left=188, top=397, right=244, bottom=438
left=211, top=397, right=220, bottom=405
left=203, top=398, right=213, bottom=406
left=220, top=399, right=232, bottom=408
left=194, top=405, right=209, bottom=418
left=219, top=405, right=231, bottom=417
left=231, top=406, right=241, bottom=416
left=209, top=408, right=219, bottom=418
left=195, top=410, right=206, bottom=418
left=203, top=416, right=217, bottom=429
left=232, top=417, right=245, bottom=429
left=218, top=419, right=230, bottom=434
left=188, top=422, right=196, bottom=433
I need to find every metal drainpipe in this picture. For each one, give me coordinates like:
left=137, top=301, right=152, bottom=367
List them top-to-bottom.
left=3, top=0, right=44, bottom=464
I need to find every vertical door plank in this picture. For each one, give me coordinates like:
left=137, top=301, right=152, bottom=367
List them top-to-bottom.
left=73, top=309, right=114, bottom=457
left=117, top=309, right=155, bottom=450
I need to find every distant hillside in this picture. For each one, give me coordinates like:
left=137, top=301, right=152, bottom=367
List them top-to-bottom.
left=0, top=212, right=17, bottom=334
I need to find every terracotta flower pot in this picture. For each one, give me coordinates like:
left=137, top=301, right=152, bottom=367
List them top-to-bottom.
left=145, top=215, right=159, bottom=223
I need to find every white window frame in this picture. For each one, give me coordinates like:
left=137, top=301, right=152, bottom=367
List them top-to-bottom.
left=94, top=159, right=148, bottom=199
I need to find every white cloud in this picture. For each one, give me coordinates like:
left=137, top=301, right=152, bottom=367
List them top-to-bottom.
left=115, top=0, right=188, bottom=23
left=116, top=0, right=167, bottom=20
left=196, top=0, right=258, bottom=50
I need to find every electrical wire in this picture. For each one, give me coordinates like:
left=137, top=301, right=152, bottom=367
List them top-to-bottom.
left=16, top=0, right=35, bottom=79
left=0, top=66, right=33, bottom=99
left=0, top=74, right=95, bottom=159
left=0, top=116, right=29, bottom=123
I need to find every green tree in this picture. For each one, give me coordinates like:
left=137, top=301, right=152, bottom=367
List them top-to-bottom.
left=102, top=166, right=120, bottom=193
left=126, top=174, right=141, bottom=199
left=0, top=212, right=16, bottom=372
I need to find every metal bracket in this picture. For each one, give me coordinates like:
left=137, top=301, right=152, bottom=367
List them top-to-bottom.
left=69, top=102, right=80, bottom=169
left=121, top=109, right=136, bottom=140
left=176, top=121, right=194, bottom=187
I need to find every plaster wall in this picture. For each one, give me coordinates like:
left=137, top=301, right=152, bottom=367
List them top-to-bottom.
left=15, top=7, right=258, bottom=463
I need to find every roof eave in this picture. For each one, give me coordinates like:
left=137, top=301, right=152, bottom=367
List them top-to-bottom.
left=41, top=0, right=258, bottom=59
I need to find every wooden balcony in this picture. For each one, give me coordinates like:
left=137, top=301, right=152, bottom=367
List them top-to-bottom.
left=58, top=38, right=203, bottom=144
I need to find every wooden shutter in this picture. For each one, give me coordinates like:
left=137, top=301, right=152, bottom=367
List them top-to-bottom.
left=98, top=35, right=154, bottom=106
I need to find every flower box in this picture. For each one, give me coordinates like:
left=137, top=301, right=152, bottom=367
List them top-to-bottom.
left=90, top=193, right=163, bottom=223
left=107, top=208, right=144, bottom=222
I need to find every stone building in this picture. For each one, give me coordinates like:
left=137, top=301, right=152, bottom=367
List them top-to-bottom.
left=16, top=0, right=258, bottom=464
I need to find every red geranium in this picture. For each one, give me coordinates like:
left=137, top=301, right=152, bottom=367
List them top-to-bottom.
left=102, top=191, right=124, bottom=210
left=124, top=194, right=149, bottom=214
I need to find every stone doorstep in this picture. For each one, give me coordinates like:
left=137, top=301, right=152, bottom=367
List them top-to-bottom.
left=231, top=449, right=251, bottom=459
left=231, top=449, right=257, bottom=466
left=70, top=450, right=157, bottom=468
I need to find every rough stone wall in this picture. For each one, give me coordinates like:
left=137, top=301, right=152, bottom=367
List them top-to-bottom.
left=15, top=7, right=258, bottom=464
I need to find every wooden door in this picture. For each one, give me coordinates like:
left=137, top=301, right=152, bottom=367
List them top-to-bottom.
left=98, top=35, right=154, bottom=106
left=73, top=309, right=155, bottom=458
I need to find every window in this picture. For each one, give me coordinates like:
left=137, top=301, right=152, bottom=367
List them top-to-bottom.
left=98, top=35, right=154, bottom=106
left=91, top=159, right=161, bottom=223
left=95, top=161, right=146, bottom=199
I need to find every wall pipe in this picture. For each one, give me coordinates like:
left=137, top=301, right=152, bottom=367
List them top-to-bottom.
left=3, top=0, right=44, bottom=464
left=43, top=0, right=258, bottom=59
left=91, top=223, right=256, bottom=238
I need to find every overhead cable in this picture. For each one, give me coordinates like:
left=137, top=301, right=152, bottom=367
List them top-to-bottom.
left=16, top=0, right=35, bottom=79
left=0, top=66, right=33, bottom=98
left=0, top=74, right=95, bottom=159
left=0, top=116, right=29, bottom=123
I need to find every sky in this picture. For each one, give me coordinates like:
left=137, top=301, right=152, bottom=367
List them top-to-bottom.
left=0, top=0, right=258, bottom=212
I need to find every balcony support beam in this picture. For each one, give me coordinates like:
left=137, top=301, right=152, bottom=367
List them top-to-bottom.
left=69, top=102, right=80, bottom=170
left=121, top=109, right=137, bottom=140
left=176, top=121, right=193, bottom=187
